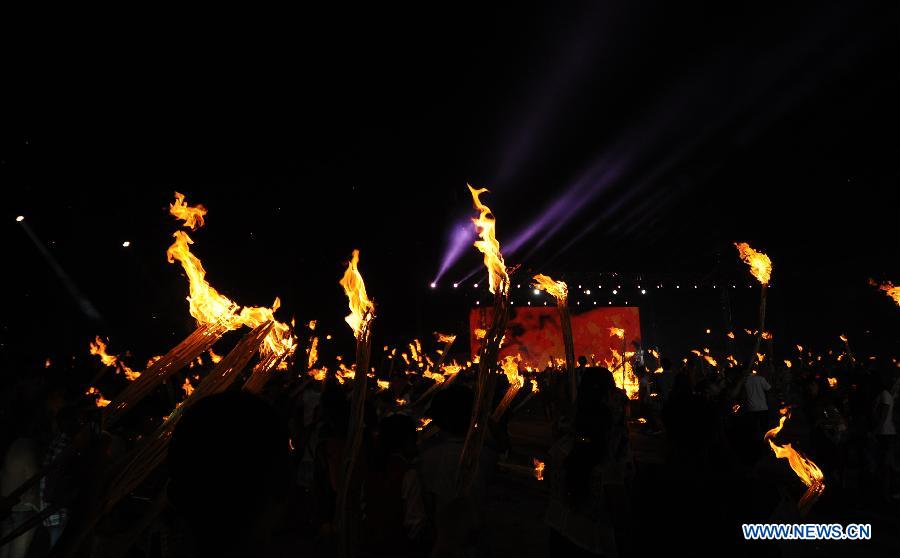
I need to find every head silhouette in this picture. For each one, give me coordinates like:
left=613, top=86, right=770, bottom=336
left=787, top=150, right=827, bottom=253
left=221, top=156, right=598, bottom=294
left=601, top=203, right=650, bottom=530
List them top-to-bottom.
left=168, top=391, right=289, bottom=556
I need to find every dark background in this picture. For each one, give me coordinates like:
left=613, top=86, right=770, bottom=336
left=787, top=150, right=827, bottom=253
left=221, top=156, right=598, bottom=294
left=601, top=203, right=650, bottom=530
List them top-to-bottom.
left=2, top=2, right=898, bottom=373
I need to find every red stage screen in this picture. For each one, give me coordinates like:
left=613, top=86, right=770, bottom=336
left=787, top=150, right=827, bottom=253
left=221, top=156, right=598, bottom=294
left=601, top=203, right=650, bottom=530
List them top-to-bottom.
left=469, top=306, right=641, bottom=370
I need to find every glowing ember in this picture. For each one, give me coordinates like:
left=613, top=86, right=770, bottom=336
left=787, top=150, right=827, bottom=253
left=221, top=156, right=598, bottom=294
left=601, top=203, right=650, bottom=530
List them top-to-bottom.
left=468, top=184, right=509, bottom=295
left=734, top=242, right=772, bottom=285
left=340, top=250, right=375, bottom=339
left=532, top=274, right=568, bottom=300
left=869, top=278, right=900, bottom=306
left=762, top=331, right=773, bottom=340
left=435, top=332, right=457, bottom=344
left=727, top=332, right=735, bottom=339
left=307, top=336, right=319, bottom=369
left=207, top=348, right=222, bottom=364
left=44, top=358, right=52, bottom=368
left=784, top=360, right=792, bottom=368
left=182, top=377, right=195, bottom=397
left=827, top=377, right=837, bottom=388
left=376, top=379, right=390, bottom=390
left=86, top=386, right=111, bottom=407
left=732, top=403, right=740, bottom=414
left=765, top=407, right=825, bottom=505
left=417, top=417, right=432, bottom=431
left=532, top=458, right=545, bottom=481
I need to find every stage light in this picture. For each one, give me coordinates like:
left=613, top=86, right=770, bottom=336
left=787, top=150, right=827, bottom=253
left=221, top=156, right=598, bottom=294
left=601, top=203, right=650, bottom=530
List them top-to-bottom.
left=16, top=215, right=24, bottom=222
left=122, top=241, right=131, bottom=247
left=430, top=282, right=437, bottom=288
left=453, top=283, right=458, bottom=288
left=473, top=283, right=479, bottom=288
left=517, top=284, right=521, bottom=288
left=578, top=285, right=582, bottom=289
left=676, top=285, right=680, bottom=289
left=694, top=285, right=698, bottom=289
left=533, top=288, right=540, bottom=295
left=585, top=289, right=591, bottom=295
left=612, top=289, right=618, bottom=295
left=641, top=289, right=646, bottom=294
left=476, top=301, right=480, bottom=305
left=527, top=301, right=531, bottom=305
left=576, top=301, right=580, bottom=305
left=593, top=301, right=597, bottom=305
left=608, top=301, right=612, bottom=305
left=625, top=301, right=629, bottom=305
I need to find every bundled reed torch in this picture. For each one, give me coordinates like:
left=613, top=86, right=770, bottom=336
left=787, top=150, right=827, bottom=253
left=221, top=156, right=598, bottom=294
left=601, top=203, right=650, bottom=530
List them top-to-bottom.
left=456, top=184, right=511, bottom=496
left=735, top=242, right=772, bottom=368
left=334, top=250, right=375, bottom=558
left=532, top=274, right=576, bottom=405
left=491, top=356, right=524, bottom=421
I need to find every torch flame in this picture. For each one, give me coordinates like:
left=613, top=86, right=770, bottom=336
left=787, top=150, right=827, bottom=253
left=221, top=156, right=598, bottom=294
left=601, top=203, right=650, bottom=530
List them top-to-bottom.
left=468, top=185, right=509, bottom=295
left=170, top=192, right=208, bottom=230
left=165, top=193, right=295, bottom=362
left=735, top=242, right=772, bottom=285
left=339, top=250, right=375, bottom=339
left=532, top=274, right=568, bottom=301
left=869, top=279, right=900, bottom=306
left=89, top=336, right=141, bottom=381
left=765, top=407, right=825, bottom=497
left=532, top=458, right=545, bottom=481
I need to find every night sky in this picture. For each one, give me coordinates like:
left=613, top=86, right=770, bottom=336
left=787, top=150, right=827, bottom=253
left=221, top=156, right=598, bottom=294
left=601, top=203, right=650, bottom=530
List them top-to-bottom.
left=3, top=3, right=899, bottom=372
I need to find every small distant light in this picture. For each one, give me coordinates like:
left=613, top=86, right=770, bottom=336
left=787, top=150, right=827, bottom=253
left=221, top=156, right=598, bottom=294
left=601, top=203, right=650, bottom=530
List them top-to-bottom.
left=16, top=215, right=25, bottom=222
left=122, top=241, right=131, bottom=247
left=430, top=282, right=436, bottom=288
left=453, top=283, right=458, bottom=288
left=473, top=283, right=479, bottom=288
left=578, top=285, right=582, bottom=289
left=598, top=285, right=602, bottom=289
left=617, top=285, right=621, bottom=289
left=676, top=285, right=680, bottom=289
left=694, top=285, right=698, bottom=289
left=712, top=285, right=717, bottom=289
left=732, top=285, right=736, bottom=288
left=533, top=288, right=540, bottom=295
left=585, top=289, right=591, bottom=295
left=612, top=289, right=618, bottom=295
left=641, top=289, right=646, bottom=295
left=476, top=301, right=480, bottom=305
left=527, top=301, right=531, bottom=305
left=543, top=301, right=548, bottom=305
left=576, top=301, right=581, bottom=305
left=593, top=301, right=597, bottom=305
left=608, top=301, right=612, bottom=305
left=624, top=301, right=629, bottom=305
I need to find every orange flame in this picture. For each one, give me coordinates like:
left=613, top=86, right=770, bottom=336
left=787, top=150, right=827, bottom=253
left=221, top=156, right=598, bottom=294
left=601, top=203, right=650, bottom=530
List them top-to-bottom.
left=468, top=185, right=509, bottom=295
left=170, top=192, right=208, bottom=230
left=166, top=193, right=295, bottom=361
left=735, top=242, right=772, bottom=285
left=339, top=250, right=375, bottom=339
left=532, top=274, right=568, bottom=301
left=869, top=278, right=900, bottom=306
left=609, top=327, right=625, bottom=339
left=435, top=332, right=457, bottom=344
left=727, top=332, right=735, bottom=339
left=89, top=336, right=140, bottom=381
left=307, top=336, right=319, bottom=369
left=207, top=348, right=222, bottom=364
left=604, top=348, right=639, bottom=400
left=501, top=356, right=523, bottom=389
left=784, top=360, right=793, bottom=368
left=182, top=377, right=195, bottom=397
left=827, top=377, right=837, bottom=388
left=376, top=379, right=390, bottom=390
left=85, top=387, right=110, bottom=408
left=765, top=408, right=825, bottom=497
left=417, top=417, right=432, bottom=431
left=532, top=458, right=545, bottom=481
